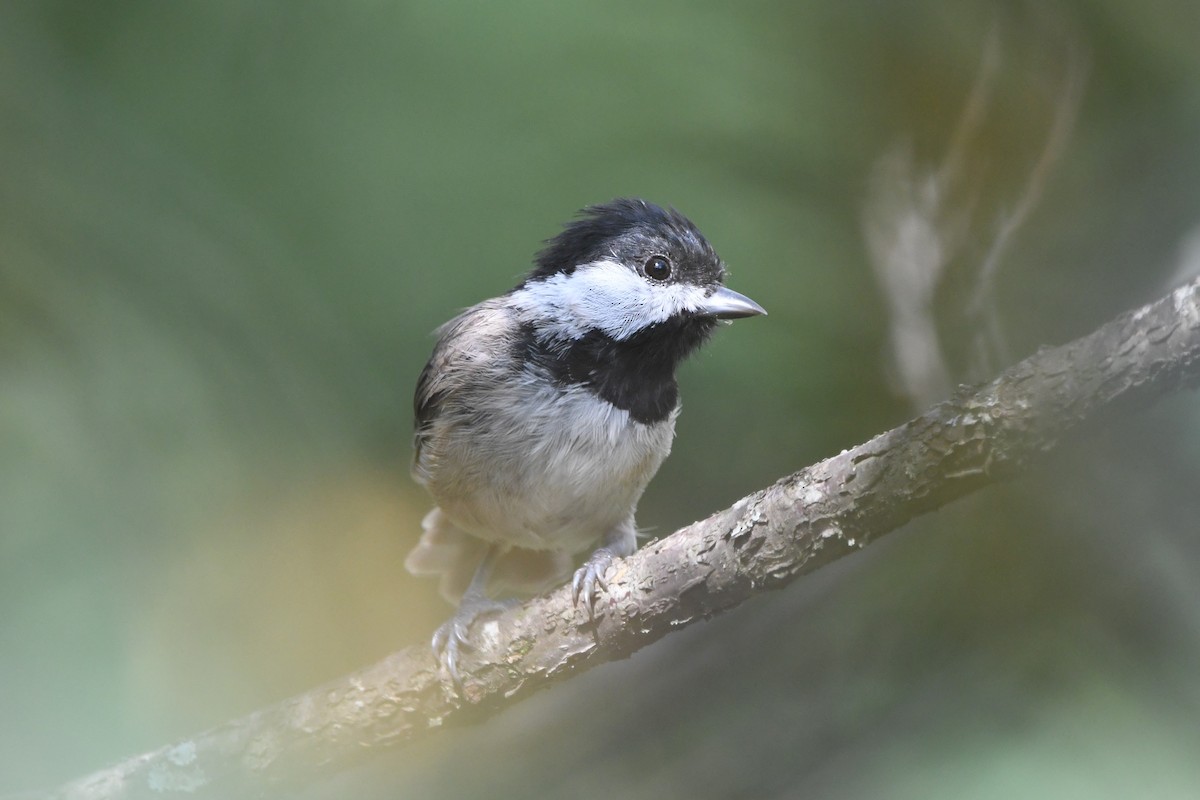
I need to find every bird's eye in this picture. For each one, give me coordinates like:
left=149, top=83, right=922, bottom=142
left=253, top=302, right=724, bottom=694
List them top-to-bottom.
left=643, top=256, right=672, bottom=281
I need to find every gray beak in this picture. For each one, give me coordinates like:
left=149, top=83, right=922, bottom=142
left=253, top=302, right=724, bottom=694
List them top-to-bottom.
left=697, top=286, right=768, bottom=319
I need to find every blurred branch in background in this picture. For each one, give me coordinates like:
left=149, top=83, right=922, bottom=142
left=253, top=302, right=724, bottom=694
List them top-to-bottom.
left=865, top=27, right=1087, bottom=408
left=863, top=31, right=998, bottom=408
left=966, top=39, right=1087, bottom=380
left=45, top=275, right=1200, bottom=800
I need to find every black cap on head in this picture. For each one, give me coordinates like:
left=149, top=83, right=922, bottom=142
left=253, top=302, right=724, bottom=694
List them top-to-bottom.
left=529, top=198, right=724, bottom=286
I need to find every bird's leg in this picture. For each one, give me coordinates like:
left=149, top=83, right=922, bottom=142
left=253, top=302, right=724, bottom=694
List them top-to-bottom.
left=572, top=521, right=636, bottom=616
left=431, top=544, right=515, bottom=689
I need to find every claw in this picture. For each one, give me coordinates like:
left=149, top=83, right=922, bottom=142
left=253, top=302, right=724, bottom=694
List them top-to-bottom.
left=571, top=548, right=615, bottom=616
left=431, top=596, right=513, bottom=691
left=431, top=618, right=467, bottom=688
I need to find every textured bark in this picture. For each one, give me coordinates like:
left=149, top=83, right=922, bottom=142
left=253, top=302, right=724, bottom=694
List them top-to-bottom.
left=50, top=277, right=1200, bottom=799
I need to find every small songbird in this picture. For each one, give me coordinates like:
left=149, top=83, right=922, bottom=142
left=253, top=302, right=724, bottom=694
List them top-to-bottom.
left=405, top=198, right=766, bottom=680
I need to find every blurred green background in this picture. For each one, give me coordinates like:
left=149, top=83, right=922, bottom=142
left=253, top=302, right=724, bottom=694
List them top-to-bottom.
left=4, top=1, right=1200, bottom=798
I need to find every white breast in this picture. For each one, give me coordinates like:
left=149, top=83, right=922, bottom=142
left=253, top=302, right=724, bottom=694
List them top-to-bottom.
left=422, top=380, right=677, bottom=554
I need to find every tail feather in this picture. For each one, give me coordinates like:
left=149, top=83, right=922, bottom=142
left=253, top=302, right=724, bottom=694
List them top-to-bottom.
left=405, top=508, right=574, bottom=604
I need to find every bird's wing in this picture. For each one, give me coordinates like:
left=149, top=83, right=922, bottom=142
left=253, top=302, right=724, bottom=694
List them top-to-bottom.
left=411, top=300, right=515, bottom=479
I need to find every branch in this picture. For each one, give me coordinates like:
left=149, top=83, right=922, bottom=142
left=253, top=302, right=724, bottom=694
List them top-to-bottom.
left=47, top=277, right=1200, bottom=800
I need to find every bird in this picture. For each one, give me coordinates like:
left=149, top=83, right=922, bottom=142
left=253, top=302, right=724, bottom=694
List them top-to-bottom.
left=405, top=198, right=766, bottom=682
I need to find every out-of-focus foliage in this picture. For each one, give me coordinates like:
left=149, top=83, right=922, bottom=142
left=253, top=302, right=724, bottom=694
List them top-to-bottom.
left=3, top=1, right=1200, bottom=797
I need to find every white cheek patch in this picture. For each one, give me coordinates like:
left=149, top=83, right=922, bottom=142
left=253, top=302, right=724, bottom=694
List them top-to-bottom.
left=512, top=260, right=710, bottom=341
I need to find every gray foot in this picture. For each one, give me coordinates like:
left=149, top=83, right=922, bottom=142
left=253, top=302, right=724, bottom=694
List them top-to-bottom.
left=572, top=547, right=617, bottom=616
left=431, top=595, right=514, bottom=689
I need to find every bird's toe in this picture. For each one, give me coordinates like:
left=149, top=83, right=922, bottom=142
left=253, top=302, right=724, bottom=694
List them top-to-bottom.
left=571, top=549, right=615, bottom=616
left=431, top=596, right=515, bottom=691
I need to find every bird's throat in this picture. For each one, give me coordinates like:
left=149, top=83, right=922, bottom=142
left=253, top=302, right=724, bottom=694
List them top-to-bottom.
left=517, top=316, right=715, bottom=425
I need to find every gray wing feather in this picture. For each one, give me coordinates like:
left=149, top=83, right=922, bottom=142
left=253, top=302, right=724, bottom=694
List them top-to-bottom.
left=410, top=300, right=516, bottom=482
